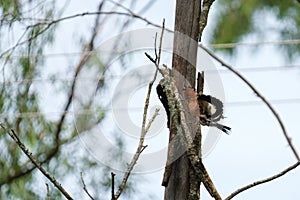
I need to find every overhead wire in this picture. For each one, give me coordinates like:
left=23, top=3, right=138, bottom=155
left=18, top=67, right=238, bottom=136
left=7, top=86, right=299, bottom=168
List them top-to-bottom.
left=0, top=38, right=299, bottom=59
left=0, top=39, right=299, bottom=118
left=207, top=39, right=300, bottom=49
left=0, top=63, right=299, bottom=85
left=1, top=96, right=300, bottom=119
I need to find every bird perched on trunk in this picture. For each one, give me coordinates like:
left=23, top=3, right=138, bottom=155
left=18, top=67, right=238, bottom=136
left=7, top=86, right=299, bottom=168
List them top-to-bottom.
left=156, top=80, right=231, bottom=134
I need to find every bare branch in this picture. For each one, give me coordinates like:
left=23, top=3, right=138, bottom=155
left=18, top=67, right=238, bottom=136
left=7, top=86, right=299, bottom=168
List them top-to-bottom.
left=199, top=0, right=215, bottom=41
left=0, top=11, right=171, bottom=59
left=144, top=19, right=166, bottom=77
left=157, top=19, right=165, bottom=66
left=0, top=22, right=52, bottom=59
left=114, top=22, right=166, bottom=199
left=154, top=32, right=158, bottom=61
left=199, top=44, right=300, bottom=161
left=145, top=52, right=156, bottom=64
left=114, top=108, right=160, bottom=199
left=0, top=123, right=73, bottom=200
left=225, top=161, right=300, bottom=200
left=80, top=172, right=95, bottom=200
left=111, top=172, right=116, bottom=200
left=46, top=183, right=50, bottom=200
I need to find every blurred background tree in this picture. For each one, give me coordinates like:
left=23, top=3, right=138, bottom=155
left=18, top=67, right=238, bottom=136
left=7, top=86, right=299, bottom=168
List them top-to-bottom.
left=0, top=0, right=153, bottom=199
left=208, top=0, right=300, bottom=59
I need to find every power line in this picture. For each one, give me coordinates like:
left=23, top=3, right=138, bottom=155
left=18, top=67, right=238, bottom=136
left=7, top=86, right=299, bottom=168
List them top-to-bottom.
left=1, top=39, right=300, bottom=59
left=207, top=39, right=300, bottom=49
left=0, top=64, right=299, bottom=85
left=206, top=64, right=300, bottom=73
left=1, top=97, right=300, bottom=119
left=226, top=98, right=300, bottom=107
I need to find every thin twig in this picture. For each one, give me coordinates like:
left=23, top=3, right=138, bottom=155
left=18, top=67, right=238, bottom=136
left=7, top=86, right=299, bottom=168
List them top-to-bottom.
left=0, top=11, right=171, bottom=59
left=144, top=19, right=166, bottom=77
left=157, top=19, right=165, bottom=66
left=114, top=22, right=165, bottom=199
left=154, top=32, right=158, bottom=60
left=199, top=44, right=300, bottom=162
left=145, top=52, right=156, bottom=64
left=114, top=70, right=160, bottom=199
left=114, top=109, right=160, bottom=199
left=145, top=109, right=160, bottom=133
left=0, top=123, right=73, bottom=200
left=225, top=161, right=300, bottom=200
left=80, top=172, right=95, bottom=200
left=111, top=172, right=116, bottom=200
left=46, top=183, right=50, bottom=200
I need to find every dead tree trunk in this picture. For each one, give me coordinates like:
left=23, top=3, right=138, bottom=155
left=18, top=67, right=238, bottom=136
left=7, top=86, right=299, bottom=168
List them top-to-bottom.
left=164, top=0, right=202, bottom=199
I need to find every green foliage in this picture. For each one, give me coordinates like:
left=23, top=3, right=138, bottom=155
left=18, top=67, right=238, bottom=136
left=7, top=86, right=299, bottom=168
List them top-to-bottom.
left=0, top=0, right=21, bottom=26
left=0, top=0, right=20, bottom=14
left=211, top=0, right=300, bottom=58
left=0, top=1, right=130, bottom=199
left=0, top=1, right=61, bottom=199
left=75, top=108, right=105, bottom=133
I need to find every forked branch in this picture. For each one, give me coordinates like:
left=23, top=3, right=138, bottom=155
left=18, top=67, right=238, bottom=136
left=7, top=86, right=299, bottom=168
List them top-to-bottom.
left=113, top=20, right=166, bottom=199
left=0, top=123, right=73, bottom=200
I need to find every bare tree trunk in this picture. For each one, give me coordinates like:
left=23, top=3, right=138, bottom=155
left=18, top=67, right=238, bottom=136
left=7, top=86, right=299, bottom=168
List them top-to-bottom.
left=164, top=0, right=202, bottom=199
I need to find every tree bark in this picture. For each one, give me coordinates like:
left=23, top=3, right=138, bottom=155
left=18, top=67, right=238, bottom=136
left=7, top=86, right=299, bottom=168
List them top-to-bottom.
left=164, top=0, right=202, bottom=199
